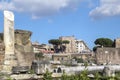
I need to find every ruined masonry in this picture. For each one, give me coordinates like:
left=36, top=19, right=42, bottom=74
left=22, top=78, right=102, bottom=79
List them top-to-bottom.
left=0, top=10, right=35, bottom=73
left=3, top=11, right=17, bottom=72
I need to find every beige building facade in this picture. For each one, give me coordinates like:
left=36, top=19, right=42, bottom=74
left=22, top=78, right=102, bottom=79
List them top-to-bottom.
left=59, top=36, right=76, bottom=53
left=59, top=36, right=91, bottom=53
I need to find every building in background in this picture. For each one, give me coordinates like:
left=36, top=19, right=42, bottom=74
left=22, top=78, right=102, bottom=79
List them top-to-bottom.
left=59, top=36, right=76, bottom=53
left=59, top=36, right=91, bottom=53
left=75, top=40, right=91, bottom=53
left=32, top=42, right=54, bottom=54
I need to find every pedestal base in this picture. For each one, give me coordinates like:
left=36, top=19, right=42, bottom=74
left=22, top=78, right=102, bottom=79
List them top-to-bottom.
left=3, top=53, right=18, bottom=73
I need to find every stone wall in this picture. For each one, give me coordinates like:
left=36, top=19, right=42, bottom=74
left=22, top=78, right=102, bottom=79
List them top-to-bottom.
left=0, top=29, right=35, bottom=70
left=15, top=29, right=34, bottom=67
left=15, top=29, right=33, bottom=52
left=0, top=42, right=5, bottom=70
left=96, top=48, right=120, bottom=65
left=52, top=54, right=71, bottom=61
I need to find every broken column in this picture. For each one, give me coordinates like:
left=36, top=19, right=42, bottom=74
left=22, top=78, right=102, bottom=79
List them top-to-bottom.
left=3, top=10, right=17, bottom=73
left=103, top=65, right=115, bottom=77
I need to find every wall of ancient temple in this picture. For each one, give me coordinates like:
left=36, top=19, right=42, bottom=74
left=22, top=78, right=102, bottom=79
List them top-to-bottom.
left=96, top=48, right=120, bottom=65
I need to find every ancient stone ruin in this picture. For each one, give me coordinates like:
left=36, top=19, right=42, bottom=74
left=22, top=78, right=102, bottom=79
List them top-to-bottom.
left=0, top=10, right=34, bottom=73
left=3, top=10, right=17, bottom=72
left=15, top=29, right=34, bottom=67
left=96, top=48, right=120, bottom=65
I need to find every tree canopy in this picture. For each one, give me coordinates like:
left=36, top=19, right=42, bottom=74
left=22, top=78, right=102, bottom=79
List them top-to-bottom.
left=93, top=38, right=114, bottom=52
left=94, top=38, right=113, bottom=47
left=48, top=39, right=62, bottom=45
left=48, top=39, right=70, bottom=53
left=48, top=39, right=70, bottom=45
left=62, top=40, right=70, bottom=44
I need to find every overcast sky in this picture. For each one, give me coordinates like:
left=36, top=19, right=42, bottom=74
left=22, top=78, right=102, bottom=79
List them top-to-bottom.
left=0, top=0, right=120, bottom=49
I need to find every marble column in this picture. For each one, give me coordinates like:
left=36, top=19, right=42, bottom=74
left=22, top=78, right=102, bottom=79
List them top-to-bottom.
left=3, top=10, right=17, bottom=73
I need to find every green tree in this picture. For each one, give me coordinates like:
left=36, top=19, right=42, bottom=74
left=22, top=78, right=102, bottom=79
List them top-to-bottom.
left=93, top=38, right=113, bottom=51
left=94, top=38, right=113, bottom=47
left=48, top=39, right=70, bottom=53
left=49, top=39, right=62, bottom=53
left=49, top=39, right=62, bottom=45
left=62, top=40, right=70, bottom=53
left=62, top=40, right=70, bottom=44
left=93, top=46, right=98, bottom=52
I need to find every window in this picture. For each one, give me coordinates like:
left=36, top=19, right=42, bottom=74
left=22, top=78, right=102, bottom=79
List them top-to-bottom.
left=61, top=57, right=64, bottom=60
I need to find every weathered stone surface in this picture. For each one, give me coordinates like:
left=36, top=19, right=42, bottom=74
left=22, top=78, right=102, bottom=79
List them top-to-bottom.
left=3, top=10, right=17, bottom=72
left=1, top=11, right=34, bottom=73
left=4, top=11, right=14, bottom=53
left=0, top=29, right=35, bottom=70
left=15, top=29, right=34, bottom=67
left=15, top=29, right=33, bottom=52
left=0, top=33, right=3, bottom=43
left=115, top=38, right=120, bottom=48
left=0, top=42, right=5, bottom=70
left=96, top=48, right=120, bottom=65
left=15, top=50, right=34, bottom=66
left=103, top=66, right=115, bottom=77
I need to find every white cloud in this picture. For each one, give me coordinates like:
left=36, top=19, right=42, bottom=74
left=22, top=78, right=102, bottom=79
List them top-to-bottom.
left=0, top=0, right=80, bottom=19
left=89, top=0, right=120, bottom=19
